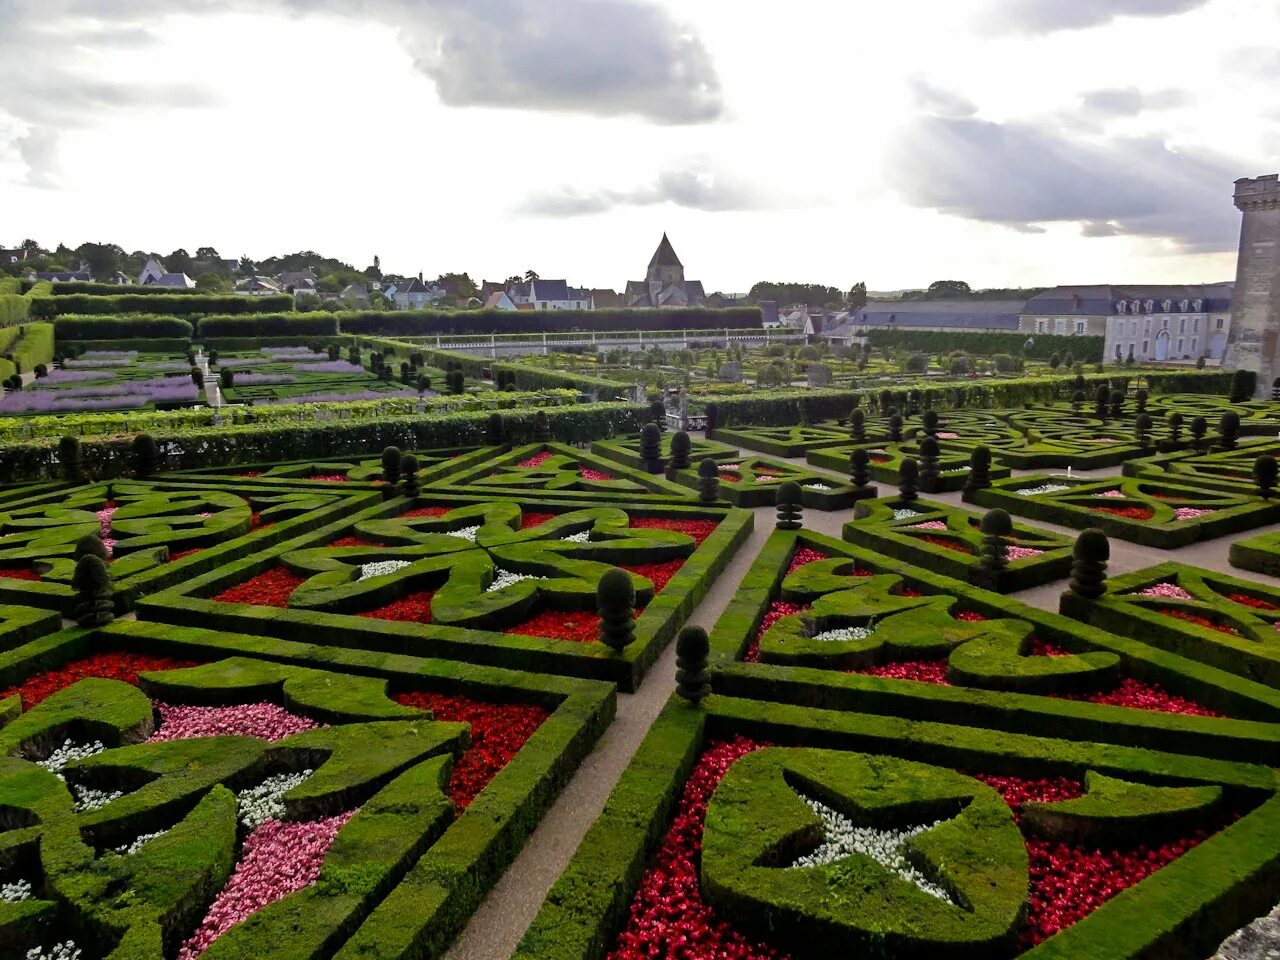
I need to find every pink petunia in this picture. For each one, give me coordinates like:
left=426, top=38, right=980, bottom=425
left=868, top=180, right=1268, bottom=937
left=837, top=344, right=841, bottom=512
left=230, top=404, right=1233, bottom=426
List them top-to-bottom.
left=148, top=702, right=318, bottom=743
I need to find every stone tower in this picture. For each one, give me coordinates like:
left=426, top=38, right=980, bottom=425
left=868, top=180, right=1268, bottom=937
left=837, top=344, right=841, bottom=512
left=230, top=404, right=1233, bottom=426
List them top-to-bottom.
left=1224, top=174, right=1280, bottom=396
left=647, top=233, right=685, bottom=303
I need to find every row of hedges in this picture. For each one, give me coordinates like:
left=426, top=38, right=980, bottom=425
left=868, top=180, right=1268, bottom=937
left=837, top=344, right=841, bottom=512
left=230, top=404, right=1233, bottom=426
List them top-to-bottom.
left=49, top=281, right=207, bottom=295
left=28, top=292, right=294, bottom=317
left=342, top=307, right=763, bottom=337
left=199, top=312, right=340, bottom=338
left=54, top=313, right=195, bottom=340
left=3, top=322, right=55, bottom=375
left=864, top=328, right=1106, bottom=362
left=0, top=401, right=650, bottom=482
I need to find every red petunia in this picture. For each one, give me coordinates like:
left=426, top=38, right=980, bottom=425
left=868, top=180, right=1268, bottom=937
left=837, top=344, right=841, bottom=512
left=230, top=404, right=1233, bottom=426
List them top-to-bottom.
left=517, top=451, right=553, bottom=469
left=309, top=473, right=349, bottom=483
left=400, top=506, right=452, bottom=519
left=1091, top=506, right=1155, bottom=520
left=520, top=512, right=557, bottom=529
left=630, top=517, right=719, bottom=547
left=328, top=535, right=383, bottom=548
left=920, top=535, right=973, bottom=555
left=786, top=547, right=826, bottom=574
left=621, top=559, right=684, bottom=595
left=214, top=567, right=306, bottom=607
left=0, top=568, right=39, bottom=581
left=357, top=590, right=434, bottom=623
left=1225, top=592, right=1279, bottom=611
left=505, top=608, right=637, bottom=644
left=1160, top=608, right=1238, bottom=635
left=0, top=651, right=200, bottom=709
left=857, top=659, right=951, bottom=684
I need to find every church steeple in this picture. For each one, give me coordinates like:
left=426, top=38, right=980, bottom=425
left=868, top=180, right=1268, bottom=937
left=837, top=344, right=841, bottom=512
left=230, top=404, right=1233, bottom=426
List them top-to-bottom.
left=646, top=233, right=685, bottom=290
left=648, top=233, right=683, bottom=270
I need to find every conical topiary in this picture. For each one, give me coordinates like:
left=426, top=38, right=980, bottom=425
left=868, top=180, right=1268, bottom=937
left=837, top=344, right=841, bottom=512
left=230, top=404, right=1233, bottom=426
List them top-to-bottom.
left=640, top=423, right=663, bottom=474
left=670, top=431, right=692, bottom=470
left=131, top=433, right=158, bottom=477
left=59, top=435, right=85, bottom=482
left=918, top=436, right=941, bottom=493
left=381, top=446, right=402, bottom=485
left=963, top=446, right=992, bottom=495
left=850, top=447, right=871, bottom=488
left=399, top=454, right=420, bottom=497
left=1255, top=455, right=1278, bottom=500
left=698, top=458, right=720, bottom=504
left=899, top=459, right=919, bottom=502
left=776, top=480, right=803, bottom=530
left=1068, top=528, right=1109, bottom=600
left=72, top=554, right=114, bottom=626
left=597, top=567, right=636, bottom=651
left=675, top=625, right=711, bottom=703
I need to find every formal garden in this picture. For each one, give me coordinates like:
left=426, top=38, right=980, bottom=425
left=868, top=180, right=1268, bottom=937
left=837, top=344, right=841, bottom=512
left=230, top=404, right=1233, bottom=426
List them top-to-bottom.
left=1, top=290, right=1279, bottom=959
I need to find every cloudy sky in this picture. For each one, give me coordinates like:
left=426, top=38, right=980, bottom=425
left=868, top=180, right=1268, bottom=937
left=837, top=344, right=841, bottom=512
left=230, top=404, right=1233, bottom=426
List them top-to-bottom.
left=2, top=0, right=1278, bottom=292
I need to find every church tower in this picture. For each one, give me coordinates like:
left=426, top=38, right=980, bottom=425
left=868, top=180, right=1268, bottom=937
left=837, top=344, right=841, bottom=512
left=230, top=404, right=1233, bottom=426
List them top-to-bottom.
left=1224, top=175, right=1280, bottom=396
left=647, top=233, right=685, bottom=303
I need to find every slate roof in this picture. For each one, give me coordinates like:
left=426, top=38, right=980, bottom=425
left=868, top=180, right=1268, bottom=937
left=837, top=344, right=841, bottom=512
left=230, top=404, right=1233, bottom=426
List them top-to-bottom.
left=648, top=233, right=682, bottom=269
left=531, top=279, right=570, bottom=301
left=1023, top=283, right=1233, bottom=315
left=849, top=299, right=1024, bottom=330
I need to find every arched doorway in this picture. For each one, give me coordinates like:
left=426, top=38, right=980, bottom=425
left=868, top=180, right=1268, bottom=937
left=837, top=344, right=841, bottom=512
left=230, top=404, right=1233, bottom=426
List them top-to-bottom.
left=1154, top=331, right=1170, bottom=362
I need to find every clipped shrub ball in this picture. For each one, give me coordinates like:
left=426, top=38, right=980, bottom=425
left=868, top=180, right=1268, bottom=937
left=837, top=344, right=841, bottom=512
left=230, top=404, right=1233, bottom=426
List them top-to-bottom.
left=669, top=431, right=692, bottom=470
left=131, top=433, right=159, bottom=477
left=381, top=446, right=402, bottom=485
left=399, top=454, right=420, bottom=497
left=1255, top=455, right=1278, bottom=499
left=698, top=457, right=721, bottom=504
left=776, top=480, right=803, bottom=530
left=1069, top=528, right=1110, bottom=600
left=75, top=533, right=109, bottom=562
left=597, top=567, right=636, bottom=651
left=675, top=625, right=711, bottom=703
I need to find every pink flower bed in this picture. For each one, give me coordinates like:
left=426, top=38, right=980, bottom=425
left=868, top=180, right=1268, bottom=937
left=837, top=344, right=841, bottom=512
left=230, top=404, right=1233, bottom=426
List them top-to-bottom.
left=936, top=431, right=959, bottom=439
left=517, top=451, right=552, bottom=469
left=579, top=468, right=615, bottom=481
left=1097, top=490, right=1125, bottom=499
left=98, top=501, right=118, bottom=556
left=1174, top=507, right=1213, bottom=520
left=907, top=520, right=947, bottom=531
left=1005, top=545, right=1044, bottom=561
left=1136, top=582, right=1195, bottom=601
left=148, top=702, right=318, bottom=742
left=177, top=812, right=354, bottom=960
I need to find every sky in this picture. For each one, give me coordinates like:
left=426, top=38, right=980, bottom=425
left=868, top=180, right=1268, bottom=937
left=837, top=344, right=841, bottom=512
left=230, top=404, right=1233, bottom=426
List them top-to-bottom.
left=1, top=0, right=1278, bottom=293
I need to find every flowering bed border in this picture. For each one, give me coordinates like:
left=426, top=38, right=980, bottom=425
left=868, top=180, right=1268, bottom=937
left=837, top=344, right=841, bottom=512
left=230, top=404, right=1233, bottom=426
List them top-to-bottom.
left=969, top=475, right=1280, bottom=548
left=135, top=493, right=752, bottom=692
left=843, top=496, right=1073, bottom=592
left=707, top=529, right=1280, bottom=762
left=1062, top=561, right=1280, bottom=690
left=0, top=615, right=615, bottom=960
left=515, top=693, right=1280, bottom=960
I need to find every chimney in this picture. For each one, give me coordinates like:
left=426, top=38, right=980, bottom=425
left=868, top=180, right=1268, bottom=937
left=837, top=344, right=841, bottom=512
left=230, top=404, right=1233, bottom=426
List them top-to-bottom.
left=418, top=271, right=423, bottom=282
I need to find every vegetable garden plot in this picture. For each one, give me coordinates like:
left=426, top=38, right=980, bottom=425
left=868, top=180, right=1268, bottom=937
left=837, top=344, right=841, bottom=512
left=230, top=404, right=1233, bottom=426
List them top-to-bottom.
left=968, top=475, right=1280, bottom=548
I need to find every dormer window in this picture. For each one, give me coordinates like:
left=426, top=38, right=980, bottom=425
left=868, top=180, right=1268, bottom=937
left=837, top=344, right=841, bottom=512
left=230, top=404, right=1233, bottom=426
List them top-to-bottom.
left=1144, top=299, right=1155, bottom=313
left=1162, top=299, right=1172, bottom=313
left=1180, top=299, right=1190, bottom=312
left=1193, top=299, right=1203, bottom=312
left=1131, top=300, right=1142, bottom=313
left=1116, top=301, right=1127, bottom=314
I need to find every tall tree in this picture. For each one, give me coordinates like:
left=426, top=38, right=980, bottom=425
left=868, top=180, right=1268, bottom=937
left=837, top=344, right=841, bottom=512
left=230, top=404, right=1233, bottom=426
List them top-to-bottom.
left=524, top=269, right=539, bottom=281
left=847, top=281, right=868, bottom=309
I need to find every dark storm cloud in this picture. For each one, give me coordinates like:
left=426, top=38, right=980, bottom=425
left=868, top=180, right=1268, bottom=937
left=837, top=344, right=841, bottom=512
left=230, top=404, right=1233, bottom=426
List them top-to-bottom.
left=990, top=0, right=1208, bottom=33
left=890, top=115, right=1241, bottom=251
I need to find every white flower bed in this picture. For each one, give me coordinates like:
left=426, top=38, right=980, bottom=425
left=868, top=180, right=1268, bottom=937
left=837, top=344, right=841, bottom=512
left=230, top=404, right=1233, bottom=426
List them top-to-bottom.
left=804, top=483, right=831, bottom=491
left=1017, top=483, right=1071, bottom=497
left=892, top=509, right=923, bottom=521
left=445, top=525, right=480, bottom=541
left=561, top=531, right=590, bottom=543
left=358, top=559, right=412, bottom=581
left=487, top=568, right=547, bottom=592
left=811, top=626, right=873, bottom=643
left=38, top=739, right=105, bottom=773
left=236, top=770, right=313, bottom=830
left=71, top=785, right=123, bottom=812
left=791, top=795, right=952, bottom=902
left=113, top=830, right=167, bottom=856
left=1, top=878, right=32, bottom=902
left=25, top=942, right=82, bottom=960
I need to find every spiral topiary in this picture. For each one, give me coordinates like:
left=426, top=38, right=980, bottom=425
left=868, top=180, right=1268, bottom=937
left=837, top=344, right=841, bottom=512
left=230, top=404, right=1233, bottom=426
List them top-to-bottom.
left=1219, top=411, right=1240, bottom=451
left=640, top=423, right=663, bottom=474
left=669, top=431, right=692, bottom=470
left=131, top=433, right=158, bottom=477
left=58, top=435, right=85, bottom=483
left=381, top=446, right=402, bottom=485
left=963, top=446, right=992, bottom=495
left=849, top=447, right=871, bottom=488
left=399, top=454, right=420, bottom=497
left=1255, top=455, right=1278, bottom=500
left=698, top=458, right=721, bottom=504
left=899, top=458, right=919, bottom=502
left=775, top=480, right=803, bottom=530
left=1069, top=528, right=1110, bottom=600
left=72, top=555, right=114, bottom=627
left=597, top=567, right=636, bottom=651
left=675, top=625, right=711, bottom=703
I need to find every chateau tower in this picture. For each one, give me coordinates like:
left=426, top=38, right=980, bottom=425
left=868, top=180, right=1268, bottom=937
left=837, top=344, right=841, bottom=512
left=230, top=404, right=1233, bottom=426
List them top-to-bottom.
left=1224, top=174, right=1280, bottom=396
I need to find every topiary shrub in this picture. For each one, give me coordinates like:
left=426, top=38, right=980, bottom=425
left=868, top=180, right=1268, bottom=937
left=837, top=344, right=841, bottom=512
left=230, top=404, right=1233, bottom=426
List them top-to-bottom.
left=190, top=367, right=204, bottom=388
left=220, top=367, right=234, bottom=390
left=1231, top=368, right=1256, bottom=403
left=1094, top=384, right=1110, bottom=420
left=1108, top=388, right=1124, bottom=419
left=1134, top=388, right=1148, bottom=413
left=1071, top=389, right=1084, bottom=413
left=648, top=399, right=666, bottom=432
left=848, top=409, right=865, bottom=443
left=921, top=409, right=939, bottom=437
left=533, top=410, right=551, bottom=442
left=1166, top=411, right=1183, bottom=446
left=1219, top=411, right=1240, bottom=451
left=486, top=412, right=505, bottom=446
left=1134, top=413, right=1152, bottom=450
left=888, top=414, right=903, bottom=443
left=1191, top=415, right=1208, bottom=451
left=640, top=423, right=663, bottom=474
left=669, top=431, right=692, bottom=470
left=131, top=433, right=158, bottom=477
left=58, top=435, right=85, bottom=482
left=918, top=436, right=941, bottom=493
left=381, top=446, right=402, bottom=485
left=964, top=446, right=992, bottom=495
left=850, top=448, right=871, bottom=488
left=399, top=454, right=420, bottom=497
left=1255, top=455, right=1278, bottom=500
left=698, top=458, right=720, bottom=504
left=899, top=458, right=919, bottom=502
left=775, top=480, right=803, bottom=530
left=979, top=509, right=1012, bottom=574
left=1069, top=529, right=1109, bottom=600
left=75, top=533, right=108, bottom=562
left=72, top=554, right=114, bottom=626
left=597, top=567, right=636, bottom=651
left=675, top=625, right=711, bottom=703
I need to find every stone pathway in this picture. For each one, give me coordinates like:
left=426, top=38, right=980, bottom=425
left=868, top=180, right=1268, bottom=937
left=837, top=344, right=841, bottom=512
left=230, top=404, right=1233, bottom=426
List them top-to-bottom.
left=443, top=439, right=1280, bottom=959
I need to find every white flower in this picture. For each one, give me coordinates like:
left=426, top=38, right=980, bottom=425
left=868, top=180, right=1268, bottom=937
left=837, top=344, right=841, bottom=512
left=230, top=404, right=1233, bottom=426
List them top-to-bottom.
left=804, top=482, right=831, bottom=491
left=1017, top=483, right=1071, bottom=497
left=892, top=508, right=922, bottom=521
left=445, top=525, right=480, bottom=541
left=561, top=531, right=590, bottom=543
left=358, top=559, right=411, bottom=581
left=487, top=568, right=547, bottom=592
left=811, top=625, right=872, bottom=643
left=38, top=739, right=105, bottom=773
left=236, top=770, right=313, bottom=830
left=71, top=784, right=123, bottom=812
left=790, top=795, right=954, bottom=903
left=113, top=831, right=167, bottom=856
left=2, top=878, right=32, bottom=902
left=26, top=943, right=82, bottom=960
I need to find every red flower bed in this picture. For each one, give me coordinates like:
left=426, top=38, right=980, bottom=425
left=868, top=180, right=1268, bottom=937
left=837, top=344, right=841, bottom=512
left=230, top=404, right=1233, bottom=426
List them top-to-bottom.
left=517, top=451, right=553, bottom=469
left=870, top=454, right=891, bottom=463
left=579, top=468, right=616, bottom=481
left=233, top=471, right=264, bottom=478
left=309, top=473, right=349, bottom=483
left=719, top=473, right=742, bottom=484
left=400, top=506, right=451, bottom=519
left=1091, top=506, right=1155, bottom=520
left=520, top=512, right=557, bottom=529
left=249, top=513, right=273, bottom=531
left=630, top=517, right=719, bottom=546
left=327, top=535, right=382, bottom=548
left=920, top=535, right=973, bottom=555
left=786, top=547, right=826, bottom=573
left=169, top=548, right=204, bottom=562
left=621, top=559, right=685, bottom=594
left=214, top=567, right=306, bottom=607
left=0, top=568, right=39, bottom=581
left=357, top=590, right=434, bottom=624
left=1225, top=592, right=1278, bottom=611
left=743, top=601, right=809, bottom=663
left=1160, top=608, right=1238, bottom=635
left=506, top=609, right=605, bottom=644
left=953, top=609, right=988, bottom=621
left=1026, top=636, right=1071, bottom=656
left=0, top=651, right=200, bottom=709
left=856, top=659, right=951, bottom=684
left=1058, top=677, right=1223, bottom=717
left=393, top=689, right=548, bottom=810
left=607, top=737, right=788, bottom=960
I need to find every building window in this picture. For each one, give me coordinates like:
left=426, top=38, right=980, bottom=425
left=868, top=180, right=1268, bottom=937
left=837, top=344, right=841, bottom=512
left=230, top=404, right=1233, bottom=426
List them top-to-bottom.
left=1216, top=317, right=1224, bottom=330
left=1054, top=318, right=1067, bottom=334
left=1179, top=318, right=1186, bottom=333
left=1193, top=318, right=1200, bottom=332
left=1035, top=319, right=1047, bottom=334
left=1074, top=320, right=1086, bottom=335
left=1130, top=320, right=1139, bottom=336
left=1177, top=338, right=1184, bottom=353
left=1191, top=338, right=1198, bottom=352
left=1142, top=340, right=1149, bottom=354
left=1115, top=344, right=1122, bottom=359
